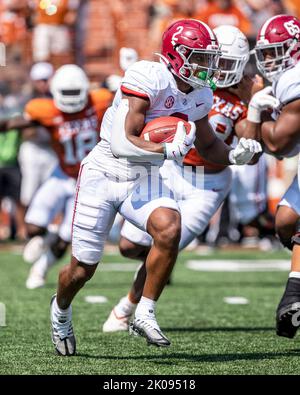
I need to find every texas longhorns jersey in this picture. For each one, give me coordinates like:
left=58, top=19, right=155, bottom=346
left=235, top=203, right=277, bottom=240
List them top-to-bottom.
left=184, top=88, right=248, bottom=170
left=24, top=89, right=112, bottom=178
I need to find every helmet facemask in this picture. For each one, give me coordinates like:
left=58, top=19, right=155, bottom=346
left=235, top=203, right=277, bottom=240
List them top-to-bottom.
left=255, top=38, right=298, bottom=82
left=175, top=45, right=221, bottom=90
left=216, top=54, right=248, bottom=88
left=50, top=65, right=90, bottom=114
left=55, top=88, right=88, bottom=114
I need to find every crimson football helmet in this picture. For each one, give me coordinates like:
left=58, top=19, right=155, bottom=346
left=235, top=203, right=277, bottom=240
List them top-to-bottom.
left=254, top=14, right=300, bottom=82
left=159, top=19, right=221, bottom=89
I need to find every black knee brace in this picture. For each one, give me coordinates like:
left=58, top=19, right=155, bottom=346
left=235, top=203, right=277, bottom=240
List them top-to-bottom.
left=291, top=220, right=300, bottom=248
left=292, top=233, right=300, bottom=248
left=50, top=235, right=69, bottom=259
left=280, top=237, right=293, bottom=251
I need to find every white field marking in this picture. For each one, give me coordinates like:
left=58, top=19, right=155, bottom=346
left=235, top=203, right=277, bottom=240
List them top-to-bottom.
left=193, top=247, right=214, bottom=256
left=103, top=250, right=119, bottom=256
left=186, top=259, right=290, bottom=272
left=98, top=263, right=140, bottom=272
left=84, top=296, right=108, bottom=304
left=223, top=297, right=249, bottom=305
left=0, top=303, right=6, bottom=326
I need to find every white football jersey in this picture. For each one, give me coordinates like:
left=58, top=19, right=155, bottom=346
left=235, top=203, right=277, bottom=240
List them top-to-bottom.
left=101, top=60, right=213, bottom=142
left=88, top=61, right=213, bottom=179
left=272, top=61, right=300, bottom=157
left=273, top=61, right=300, bottom=106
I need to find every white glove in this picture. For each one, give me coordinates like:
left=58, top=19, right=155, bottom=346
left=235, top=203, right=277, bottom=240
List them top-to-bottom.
left=247, top=86, right=280, bottom=123
left=164, top=121, right=196, bottom=162
left=229, top=137, right=262, bottom=165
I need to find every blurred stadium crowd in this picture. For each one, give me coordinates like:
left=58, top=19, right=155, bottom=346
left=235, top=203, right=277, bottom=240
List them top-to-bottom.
left=0, top=0, right=299, bottom=250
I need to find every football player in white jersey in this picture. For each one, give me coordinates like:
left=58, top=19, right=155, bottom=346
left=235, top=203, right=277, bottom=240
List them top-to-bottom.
left=244, top=14, right=300, bottom=339
left=50, top=19, right=261, bottom=356
left=102, top=25, right=268, bottom=334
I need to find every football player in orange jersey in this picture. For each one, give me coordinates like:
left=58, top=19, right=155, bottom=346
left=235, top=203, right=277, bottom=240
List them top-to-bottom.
left=102, top=25, right=268, bottom=333
left=1, top=64, right=113, bottom=289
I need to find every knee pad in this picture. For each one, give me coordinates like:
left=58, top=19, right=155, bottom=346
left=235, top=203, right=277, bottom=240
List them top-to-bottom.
left=26, top=224, right=47, bottom=239
left=50, top=235, right=69, bottom=259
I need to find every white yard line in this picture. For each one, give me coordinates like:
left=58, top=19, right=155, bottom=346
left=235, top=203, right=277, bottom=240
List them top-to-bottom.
left=186, top=259, right=290, bottom=272
left=99, top=263, right=140, bottom=272
left=84, top=295, right=108, bottom=304
left=223, top=297, right=249, bottom=305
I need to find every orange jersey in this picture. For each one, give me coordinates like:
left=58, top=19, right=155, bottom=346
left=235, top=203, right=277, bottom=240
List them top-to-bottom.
left=33, top=0, right=73, bottom=25
left=194, top=4, right=251, bottom=36
left=24, top=89, right=113, bottom=178
left=184, top=89, right=247, bottom=171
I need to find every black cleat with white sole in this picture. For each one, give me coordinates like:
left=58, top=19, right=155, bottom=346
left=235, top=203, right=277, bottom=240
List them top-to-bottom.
left=276, top=278, right=300, bottom=339
left=50, top=295, right=76, bottom=356
left=129, top=318, right=171, bottom=347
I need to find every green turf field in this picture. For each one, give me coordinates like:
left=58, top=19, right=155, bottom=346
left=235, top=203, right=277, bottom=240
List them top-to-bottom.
left=1, top=247, right=300, bottom=375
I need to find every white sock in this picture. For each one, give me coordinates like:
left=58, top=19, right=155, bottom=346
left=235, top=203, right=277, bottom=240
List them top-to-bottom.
left=32, top=248, right=56, bottom=277
left=289, top=271, right=300, bottom=279
left=114, top=295, right=136, bottom=317
left=52, top=296, right=71, bottom=318
left=135, top=296, right=156, bottom=320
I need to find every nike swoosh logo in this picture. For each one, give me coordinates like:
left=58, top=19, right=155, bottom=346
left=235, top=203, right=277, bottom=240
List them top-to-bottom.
left=196, top=102, right=204, bottom=107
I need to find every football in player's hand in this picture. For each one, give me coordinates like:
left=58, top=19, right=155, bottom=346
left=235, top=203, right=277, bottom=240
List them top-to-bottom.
left=140, top=116, right=191, bottom=143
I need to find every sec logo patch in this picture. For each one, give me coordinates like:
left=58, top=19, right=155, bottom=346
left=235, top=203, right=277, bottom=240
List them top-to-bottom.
left=165, top=96, right=175, bottom=109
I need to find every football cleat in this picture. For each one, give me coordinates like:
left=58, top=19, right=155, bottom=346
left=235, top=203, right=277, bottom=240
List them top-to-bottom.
left=23, top=236, right=46, bottom=264
left=26, top=267, right=46, bottom=289
left=276, top=278, right=300, bottom=338
left=50, top=295, right=76, bottom=356
left=276, top=303, right=300, bottom=338
left=102, top=308, right=132, bottom=333
left=129, top=318, right=171, bottom=347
